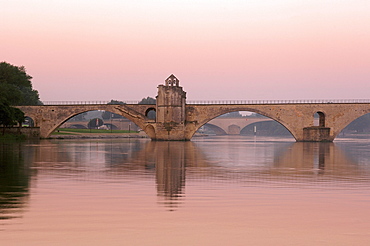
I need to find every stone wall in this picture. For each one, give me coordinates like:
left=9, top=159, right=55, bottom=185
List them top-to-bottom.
left=0, top=127, right=40, bottom=138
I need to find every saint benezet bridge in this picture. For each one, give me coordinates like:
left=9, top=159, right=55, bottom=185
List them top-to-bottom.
left=17, top=75, right=370, bottom=142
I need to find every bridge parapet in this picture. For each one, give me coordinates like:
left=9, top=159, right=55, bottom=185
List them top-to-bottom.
left=42, top=99, right=370, bottom=105
left=187, top=99, right=370, bottom=105
left=42, top=101, right=140, bottom=105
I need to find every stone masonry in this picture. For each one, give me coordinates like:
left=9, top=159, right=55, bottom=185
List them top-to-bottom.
left=17, top=75, right=370, bottom=142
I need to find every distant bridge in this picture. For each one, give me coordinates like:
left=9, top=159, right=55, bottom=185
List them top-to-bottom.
left=17, top=75, right=370, bottom=142
left=205, top=117, right=273, bottom=135
left=62, top=119, right=140, bottom=131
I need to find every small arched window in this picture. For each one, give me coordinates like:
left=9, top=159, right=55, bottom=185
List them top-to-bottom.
left=146, top=108, right=156, bottom=121
left=314, top=112, right=325, bottom=127
left=23, top=116, right=35, bottom=127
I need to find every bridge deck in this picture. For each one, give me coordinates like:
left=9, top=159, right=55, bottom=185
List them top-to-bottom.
left=41, top=99, right=370, bottom=105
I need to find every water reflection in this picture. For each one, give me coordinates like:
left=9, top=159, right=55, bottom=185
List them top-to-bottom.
left=1, top=137, right=370, bottom=220
left=192, top=138, right=370, bottom=185
left=31, top=140, right=208, bottom=210
left=108, top=141, right=208, bottom=210
left=153, top=141, right=210, bottom=209
left=0, top=142, right=32, bottom=221
left=150, top=142, right=186, bottom=209
left=273, top=142, right=364, bottom=178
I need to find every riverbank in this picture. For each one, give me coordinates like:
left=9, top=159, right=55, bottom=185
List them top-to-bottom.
left=49, top=131, right=209, bottom=139
left=49, top=132, right=149, bottom=139
left=0, top=134, right=26, bottom=141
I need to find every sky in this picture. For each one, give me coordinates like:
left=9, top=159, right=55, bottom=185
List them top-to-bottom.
left=1, top=0, right=370, bottom=102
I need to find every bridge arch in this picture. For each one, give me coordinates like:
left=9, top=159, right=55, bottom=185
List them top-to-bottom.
left=17, top=104, right=155, bottom=138
left=145, top=107, right=156, bottom=121
left=51, top=108, right=148, bottom=137
left=190, top=108, right=296, bottom=139
left=336, top=111, right=370, bottom=137
left=49, top=112, right=117, bottom=136
left=23, top=116, right=35, bottom=127
left=144, top=124, right=156, bottom=139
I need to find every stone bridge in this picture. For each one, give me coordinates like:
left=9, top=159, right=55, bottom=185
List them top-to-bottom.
left=17, top=75, right=370, bottom=142
left=206, top=117, right=273, bottom=135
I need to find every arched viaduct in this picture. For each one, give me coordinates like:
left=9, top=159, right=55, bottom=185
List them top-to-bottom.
left=17, top=75, right=370, bottom=142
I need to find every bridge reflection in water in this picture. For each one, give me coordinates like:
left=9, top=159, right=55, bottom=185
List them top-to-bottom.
left=1, top=138, right=369, bottom=216
left=116, top=141, right=209, bottom=210
left=272, top=142, right=357, bottom=176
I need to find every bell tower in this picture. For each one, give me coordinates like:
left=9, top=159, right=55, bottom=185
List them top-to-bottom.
left=154, top=74, right=187, bottom=140
left=156, top=74, right=186, bottom=124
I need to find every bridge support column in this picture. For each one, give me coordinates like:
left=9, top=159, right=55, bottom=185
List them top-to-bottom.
left=153, top=74, right=188, bottom=141
left=302, top=127, right=333, bottom=142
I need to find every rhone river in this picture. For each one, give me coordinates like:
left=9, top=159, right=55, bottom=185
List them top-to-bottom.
left=1, top=136, right=370, bottom=245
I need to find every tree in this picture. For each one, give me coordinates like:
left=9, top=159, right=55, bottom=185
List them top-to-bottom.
left=0, top=62, right=41, bottom=106
left=0, top=62, right=39, bottom=134
left=139, top=97, right=156, bottom=104
left=108, top=99, right=125, bottom=105
left=0, top=102, right=25, bottom=135
left=0, top=102, right=13, bottom=128
left=11, top=107, right=25, bottom=126
left=88, top=118, right=104, bottom=129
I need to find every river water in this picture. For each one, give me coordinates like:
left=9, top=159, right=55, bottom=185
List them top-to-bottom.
left=1, top=136, right=370, bottom=245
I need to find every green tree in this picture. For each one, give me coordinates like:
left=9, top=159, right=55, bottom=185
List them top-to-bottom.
left=0, top=62, right=41, bottom=106
left=0, top=62, right=38, bottom=134
left=0, top=102, right=25, bottom=135
left=0, top=102, right=13, bottom=127
left=11, top=107, right=25, bottom=126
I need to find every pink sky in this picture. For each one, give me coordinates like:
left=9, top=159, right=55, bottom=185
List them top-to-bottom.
left=1, top=0, right=370, bottom=102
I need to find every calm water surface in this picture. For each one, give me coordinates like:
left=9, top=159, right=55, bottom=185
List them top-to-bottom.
left=1, top=136, right=370, bottom=245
